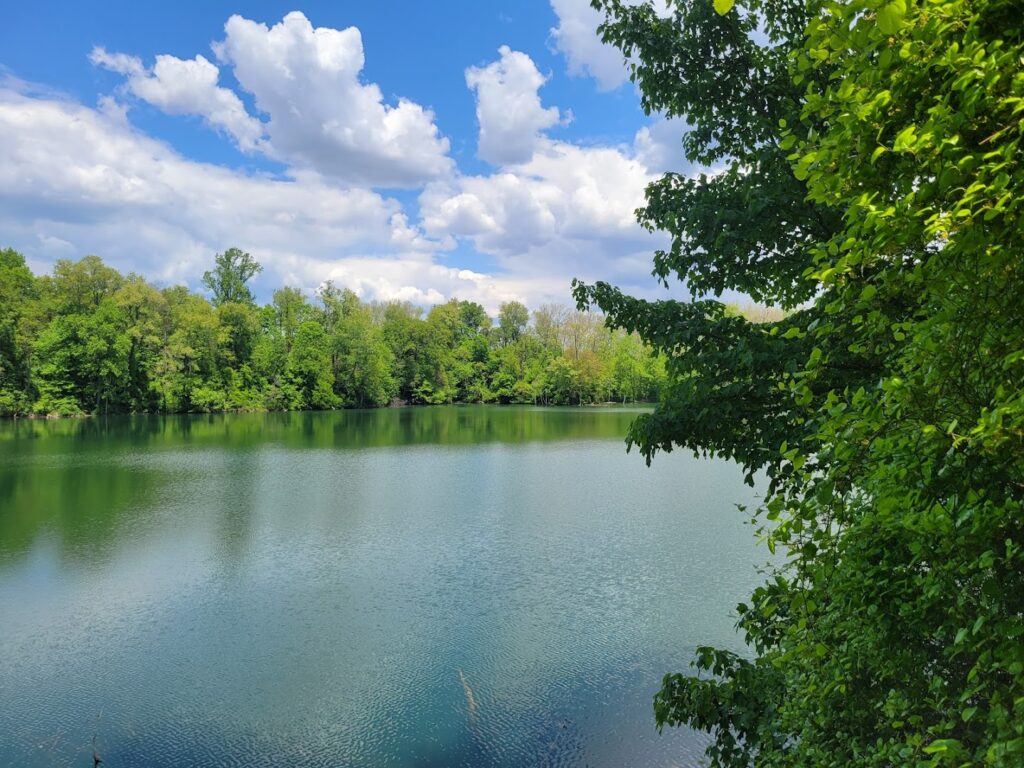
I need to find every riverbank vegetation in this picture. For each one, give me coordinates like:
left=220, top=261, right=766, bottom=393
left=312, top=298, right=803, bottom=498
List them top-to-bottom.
left=576, top=0, right=1023, bottom=765
left=0, top=247, right=666, bottom=417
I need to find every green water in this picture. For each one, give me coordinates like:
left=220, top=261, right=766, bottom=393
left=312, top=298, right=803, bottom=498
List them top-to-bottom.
left=0, top=406, right=765, bottom=767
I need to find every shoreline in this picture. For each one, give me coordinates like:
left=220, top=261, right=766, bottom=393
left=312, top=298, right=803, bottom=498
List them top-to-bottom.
left=3, top=400, right=656, bottom=421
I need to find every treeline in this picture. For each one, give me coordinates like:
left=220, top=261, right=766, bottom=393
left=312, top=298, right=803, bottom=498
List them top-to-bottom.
left=0, top=247, right=665, bottom=416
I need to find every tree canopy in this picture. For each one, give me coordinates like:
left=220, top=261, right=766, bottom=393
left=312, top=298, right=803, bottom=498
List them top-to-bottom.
left=575, top=0, right=1024, bottom=764
left=202, top=247, right=263, bottom=307
left=0, top=250, right=670, bottom=417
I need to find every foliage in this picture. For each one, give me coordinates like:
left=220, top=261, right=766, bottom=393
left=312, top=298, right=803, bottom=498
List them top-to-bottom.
left=576, top=0, right=1024, bottom=765
left=202, top=247, right=262, bottom=307
left=0, top=248, right=36, bottom=415
left=0, top=250, right=668, bottom=416
left=497, top=300, right=530, bottom=346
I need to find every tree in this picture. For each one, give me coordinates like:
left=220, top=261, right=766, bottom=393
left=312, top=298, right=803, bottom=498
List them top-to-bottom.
left=576, top=0, right=1024, bottom=765
left=202, top=247, right=262, bottom=307
left=0, top=249, right=36, bottom=414
left=0, top=252, right=665, bottom=416
left=47, top=255, right=124, bottom=314
left=31, top=259, right=132, bottom=415
left=115, top=275, right=167, bottom=411
left=316, top=280, right=361, bottom=334
left=271, top=286, right=309, bottom=351
left=157, top=288, right=221, bottom=412
left=497, top=300, right=529, bottom=346
left=216, top=301, right=260, bottom=370
left=380, top=301, right=424, bottom=401
left=533, top=303, right=568, bottom=353
left=331, top=309, right=395, bottom=408
left=31, top=315, right=87, bottom=415
left=288, top=320, right=338, bottom=409
left=609, top=331, right=651, bottom=404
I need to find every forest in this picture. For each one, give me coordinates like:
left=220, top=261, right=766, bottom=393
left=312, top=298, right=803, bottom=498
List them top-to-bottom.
left=0, top=246, right=666, bottom=417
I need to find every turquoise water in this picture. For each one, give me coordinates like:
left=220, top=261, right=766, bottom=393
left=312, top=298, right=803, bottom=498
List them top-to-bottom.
left=0, top=407, right=765, bottom=767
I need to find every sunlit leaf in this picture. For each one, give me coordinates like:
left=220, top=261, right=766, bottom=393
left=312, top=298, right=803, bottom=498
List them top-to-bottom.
left=877, top=0, right=907, bottom=34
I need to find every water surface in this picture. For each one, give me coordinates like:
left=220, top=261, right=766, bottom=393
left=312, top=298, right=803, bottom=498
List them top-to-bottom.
left=0, top=407, right=765, bottom=767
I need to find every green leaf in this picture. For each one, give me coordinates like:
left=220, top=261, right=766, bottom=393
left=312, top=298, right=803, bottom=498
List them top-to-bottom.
left=713, top=0, right=735, bottom=15
left=877, top=0, right=907, bottom=35
left=893, top=124, right=917, bottom=153
left=924, top=739, right=962, bottom=755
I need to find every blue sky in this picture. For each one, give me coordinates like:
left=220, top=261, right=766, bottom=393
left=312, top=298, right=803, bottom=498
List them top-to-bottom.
left=1, top=1, right=692, bottom=309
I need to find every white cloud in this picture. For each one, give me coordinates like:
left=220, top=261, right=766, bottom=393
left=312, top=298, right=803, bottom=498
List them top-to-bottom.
left=548, top=0, right=630, bottom=91
left=548, top=0, right=673, bottom=92
left=2, top=10, right=703, bottom=313
left=213, top=11, right=453, bottom=187
left=91, top=12, right=453, bottom=188
left=465, top=46, right=563, bottom=165
left=90, top=47, right=264, bottom=151
left=85, top=49, right=143, bottom=78
left=0, top=84, right=598, bottom=312
left=415, top=85, right=710, bottom=302
left=0, top=88, right=423, bottom=285
left=633, top=117, right=693, bottom=175
left=418, top=134, right=679, bottom=304
left=421, top=138, right=657, bottom=258
left=277, top=254, right=546, bottom=310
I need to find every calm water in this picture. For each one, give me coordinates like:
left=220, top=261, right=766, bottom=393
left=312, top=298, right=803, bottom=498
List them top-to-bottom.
left=0, top=407, right=765, bottom=767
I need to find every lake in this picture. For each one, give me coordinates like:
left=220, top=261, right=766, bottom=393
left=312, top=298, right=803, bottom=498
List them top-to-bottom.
left=0, top=406, right=765, bottom=767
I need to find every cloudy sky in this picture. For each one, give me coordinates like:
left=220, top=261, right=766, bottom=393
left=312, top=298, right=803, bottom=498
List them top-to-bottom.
left=1, top=1, right=695, bottom=310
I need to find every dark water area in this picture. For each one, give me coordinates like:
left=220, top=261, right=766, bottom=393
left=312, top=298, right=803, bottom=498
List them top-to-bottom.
left=0, top=406, right=766, bottom=767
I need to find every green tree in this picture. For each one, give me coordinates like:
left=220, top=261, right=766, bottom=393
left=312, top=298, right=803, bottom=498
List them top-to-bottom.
left=577, top=0, right=1024, bottom=765
left=202, top=247, right=262, bottom=307
left=0, top=249, right=36, bottom=414
left=1, top=253, right=664, bottom=418
left=46, top=255, right=124, bottom=314
left=30, top=258, right=132, bottom=415
left=114, top=275, right=167, bottom=411
left=272, top=286, right=309, bottom=351
left=314, top=286, right=396, bottom=407
left=155, top=288, right=222, bottom=412
left=383, top=299, right=493, bottom=405
left=497, top=300, right=529, bottom=346
left=217, top=301, right=260, bottom=368
left=380, top=301, right=424, bottom=401
left=533, top=303, right=568, bottom=353
left=332, top=309, right=395, bottom=408
left=30, top=315, right=87, bottom=415
left=288, top=320, right=338, bottom=409
left=609, top=331, right=652, bottom=403
left=542, top=356, right=580, bottom=406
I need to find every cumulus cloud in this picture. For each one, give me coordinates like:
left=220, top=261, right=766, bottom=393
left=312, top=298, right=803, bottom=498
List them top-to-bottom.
left=548, top=0, right=630, bottom=91
left=548, top=0, right=673, bottom=92
left=4, top=9, right=703, bottom=312
left=91, top=11, right=453, bottom=188
left=213, top=11, right=452, bottom=187
left=432, top=46, right=658, bottom=260
left=465, top=46, right=563, bottom=166
left=90, top=47, right=264, bottom=151
left=417, top=79, right=707, bottom=301
left=0, top=83, right=613, bottom=310
left=0, top=87, right=445, bottom=291
left=633, top=117, right=693, bottom=175
left=417, top=133, right=678, bottom=304
left=421, top=138, right=656, bottom=257
left=276, top=254, right=549, bottom=310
